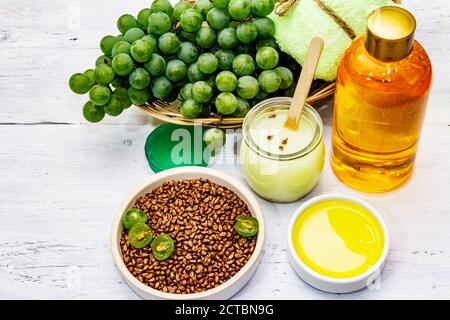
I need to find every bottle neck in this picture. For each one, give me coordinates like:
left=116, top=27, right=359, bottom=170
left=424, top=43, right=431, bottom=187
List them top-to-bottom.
left=365, top=29, right=415, bottom=62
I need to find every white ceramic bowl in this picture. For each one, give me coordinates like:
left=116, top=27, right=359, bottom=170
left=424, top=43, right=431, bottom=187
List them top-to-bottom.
left=110, top=167, right=265, bottom=300
left=287, top=194, right=390, bottom=294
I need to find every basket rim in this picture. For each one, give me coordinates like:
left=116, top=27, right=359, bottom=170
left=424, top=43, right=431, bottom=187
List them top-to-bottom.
left=137, top=81, right=335, bottom=129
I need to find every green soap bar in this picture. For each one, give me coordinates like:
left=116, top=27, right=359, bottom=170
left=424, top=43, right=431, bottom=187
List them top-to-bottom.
left=270, top=0, right=397, bottom=81
left=145, top=123, right=210, bottom=173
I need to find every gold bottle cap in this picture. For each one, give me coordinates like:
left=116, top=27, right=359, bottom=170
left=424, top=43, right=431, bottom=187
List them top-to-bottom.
left=365, top=6, right=416, bottom=62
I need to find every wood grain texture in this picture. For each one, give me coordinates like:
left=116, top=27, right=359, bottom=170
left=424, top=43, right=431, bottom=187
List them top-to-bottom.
left=0, top=0, right=449, bottom=299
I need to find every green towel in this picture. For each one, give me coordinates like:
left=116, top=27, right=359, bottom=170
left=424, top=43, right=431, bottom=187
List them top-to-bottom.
left=270, top=0, right=397, bottom=81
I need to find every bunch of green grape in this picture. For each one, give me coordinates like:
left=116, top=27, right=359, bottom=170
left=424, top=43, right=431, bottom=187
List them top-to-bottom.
left=69, top=0, right=297, bottom=123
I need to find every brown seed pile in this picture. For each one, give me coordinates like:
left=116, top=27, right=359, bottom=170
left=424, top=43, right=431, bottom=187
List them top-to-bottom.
left=120, top=178, right=257, bottom=294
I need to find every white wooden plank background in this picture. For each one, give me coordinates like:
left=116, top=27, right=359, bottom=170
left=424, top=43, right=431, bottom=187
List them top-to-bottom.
left=0, top=0, right=449, bottom=299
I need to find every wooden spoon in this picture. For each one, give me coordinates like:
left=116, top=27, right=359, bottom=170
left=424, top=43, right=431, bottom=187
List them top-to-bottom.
left=284, top=37, right=324, bottom=130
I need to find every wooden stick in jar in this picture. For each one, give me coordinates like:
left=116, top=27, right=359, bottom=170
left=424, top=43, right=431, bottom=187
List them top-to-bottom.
left=284, top=37, right=324, bottom=131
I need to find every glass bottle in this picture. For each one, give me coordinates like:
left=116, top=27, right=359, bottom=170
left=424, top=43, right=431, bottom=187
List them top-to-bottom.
left=331, top=6, right=432, bottom=193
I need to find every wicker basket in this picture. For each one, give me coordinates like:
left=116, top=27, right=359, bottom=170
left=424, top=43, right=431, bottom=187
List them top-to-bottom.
left=137, top=0, right=398, bottom=129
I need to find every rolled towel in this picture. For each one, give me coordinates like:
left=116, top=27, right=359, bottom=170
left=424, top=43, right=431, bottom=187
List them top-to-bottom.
left=270, top=0, right=399, bottom=81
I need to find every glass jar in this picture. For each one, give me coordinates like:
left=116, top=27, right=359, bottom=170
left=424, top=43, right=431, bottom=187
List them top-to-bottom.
left=240, top=97, right=325, bottom=203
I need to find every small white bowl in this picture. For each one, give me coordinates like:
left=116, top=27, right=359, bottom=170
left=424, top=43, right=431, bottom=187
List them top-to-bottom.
left=110, top=167, right=265, bottom=300
left=287, top=194, right=390, bottom=294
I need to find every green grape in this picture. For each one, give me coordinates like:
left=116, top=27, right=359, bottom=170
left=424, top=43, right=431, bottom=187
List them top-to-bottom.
left=151, top=0, right=174, bottom=17
left=193, top=0, right=214, bottom=18
left=212, top=0, right=231, bottom=9
left=228, top=0, right=251, bottom=20
left=251, top=0, right=275, bottom=17
left=173, top=1, right=192, bottom=20
left=137, top=8, right=152, bottom=30
left=206, top=8, right=230, bottom=30
left=180, top=9, right=203, bottom=33
left=147, top=12, right=172, bottom=35
left=117, top=14, right=138, bottom=34
left=253, top=17, right=275, bottom=39
left=236, top=22, right=257, bottom=43
left=195, top=26, right=217, bottom=49
left=124, top=27, right=145, bottom=44
left=217, top=27, right=239, bottom=49
left=178, top=30, right=196, bottom=42
left=158, top=32, right=181, bottom=54
left=116, top=34, right=125, bottom=42
left=100, top=35, right=117, bottom=56
left=141, top=35, right=159, bottom=53
left=256, top=37, right=278, bottom=51
left=131, top=39, right=153, bottom=63
left=111, top=41, right=132, bottom=57
left=177, top=42, right=199, bottom=64
left=256, top=46, right=279, bottom=69
left=215, top=49, right=235, bottom=70
left=112, top=53, right=134, bottom=76
left=144, top=53, right=167, bottom=76
left=144, top=53, right=166, bottom=76
left=197, top=53, right=219, bottom=74
left=232, top=54, right=255, bottom=76
left=96, top=55, right=112, bottom=66
left=165, top=59, right=187, bottom=82
left=187, top=62, right=207, bottom=82
left=94, top=64, right=115, bottom=85
left=275, top=66, right=293, bottom=89
left=129, top=68, right=151, bottom=90
left=84, top=69, right=95, bottom=87
left=258, top=69, right=281, bottom=93
left=215, top=71, right=237, bottom=92
left=69, top=73, right=91, bottom=94
left=237, top=75, right=259, bottom=99
left=151, top=76, right=173, bottom=99
left=192, top=81, right=213, bottom=103
left=180, top=83, right=193, bottom=100
left=89, top=85, right=111, bottom=105
left=114, top=87, right=132, bottom=108
left=128, top=87, right=150, bottom=105
left=215, top=92, right=238, bottom=115
left=104, top=96, right=124, bottom=116
left=233, top=97, right=250, bottom=117
left=180, top=99, right=203, bottom=119
left=83, top=101, right=105, bottom=123
left=204, top=128, right=226, bottom=154
left=122, top=209, right=148, bottom=230
left=129, top=223, right=154, bottom=249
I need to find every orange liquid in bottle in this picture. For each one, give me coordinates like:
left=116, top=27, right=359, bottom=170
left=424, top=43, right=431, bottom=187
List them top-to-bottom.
left=332, top=37, right=432, bottom=193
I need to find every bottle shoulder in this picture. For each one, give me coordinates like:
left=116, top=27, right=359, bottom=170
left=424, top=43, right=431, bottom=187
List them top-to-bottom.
left=338, top=37, right=432, bottom=91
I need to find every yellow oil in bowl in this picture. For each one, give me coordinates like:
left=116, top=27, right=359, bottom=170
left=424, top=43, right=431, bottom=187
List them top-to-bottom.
left=292, top=198, right=385, bottom=279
